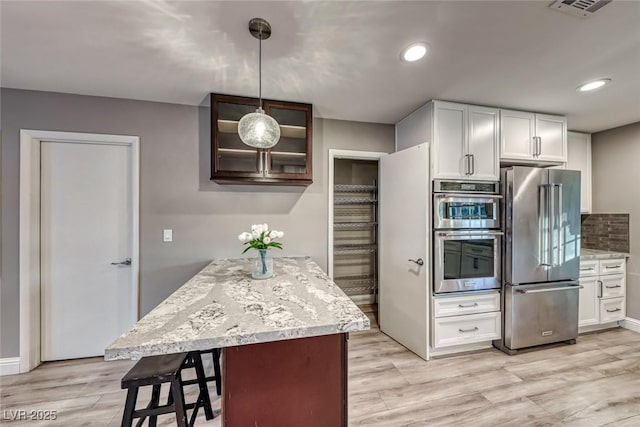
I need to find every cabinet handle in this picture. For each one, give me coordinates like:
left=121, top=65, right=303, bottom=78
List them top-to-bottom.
left=537, top=136, right=542, bottom=156
left=464, top=154, right=471, bottom=175
left=470, top=154, right=475, bottom=175
left=604, top=265, right=621, bottom=269
left=580, top=267, right=594, bottom=271
left=598, top=280, right=603, bottom=298
left=605, top=285, right=622, bottom=289
left=458, top=302, right=479, bottom=308
left=606, top=308, right=622, bottom=313
left=459, top=327, right=479, bottom=333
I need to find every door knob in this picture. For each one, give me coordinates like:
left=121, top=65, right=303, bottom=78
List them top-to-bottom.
left=111, top=258, right=132, bottom=266
left=408, top=258, right=424, bottom=266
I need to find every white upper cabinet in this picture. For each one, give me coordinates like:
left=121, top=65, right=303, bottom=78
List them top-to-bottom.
left=432, top=101, right=499, bottom=181
left=433, top=101, right=467, bottom=179
left=467, top=105, right=500, bottom=181
left=500, top=109, right=567, bottom=164
left=500, top=110, right=535, bottom=161
left=535, top=114, right=567, bottom=162
left=566, top=131, right=592, bottom=213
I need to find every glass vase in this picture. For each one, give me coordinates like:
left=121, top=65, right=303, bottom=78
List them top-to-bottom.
left=251, top=249, right=273, bottom=280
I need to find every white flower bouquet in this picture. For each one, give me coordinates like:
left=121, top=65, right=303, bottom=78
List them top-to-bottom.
left=238, top=223, right=284, bottom=253
left=238, top=224, right=284, bottom=279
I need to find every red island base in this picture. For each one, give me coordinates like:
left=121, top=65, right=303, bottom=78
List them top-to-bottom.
left=222, top=333, right=348, bottom=426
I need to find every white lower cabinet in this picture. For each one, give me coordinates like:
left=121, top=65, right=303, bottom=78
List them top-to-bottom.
left=579, top=257, right=626, bottom=329
left=601, top=274, right=625, bottom=298
left=579, top=277, right=600, bottom=327
left=432, top=292, right=501, bottom=348
left=600, top=297, right=626, bottom=323
left=433, top=312, right=501, bottom=348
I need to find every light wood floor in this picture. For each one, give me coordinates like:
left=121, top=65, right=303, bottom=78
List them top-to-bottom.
left=3, top=308, right=640, bottom=426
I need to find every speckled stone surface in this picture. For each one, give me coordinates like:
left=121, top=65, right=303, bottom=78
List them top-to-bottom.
left=580, top=248, right=629, bottom=260
left=105, top=257, right=370, bottom=361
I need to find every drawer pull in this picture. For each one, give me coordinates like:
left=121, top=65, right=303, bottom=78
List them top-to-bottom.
left=605, top=266, right=621, bottom=269
left=580, top=267, right=594, bottom=271
left=606, top=285, right=622, bottom=289
left=458, top=303, right=479, bottom=308
left=606, top=308, right=622, bottom=313
left=458, top=327, right=479, bottom=333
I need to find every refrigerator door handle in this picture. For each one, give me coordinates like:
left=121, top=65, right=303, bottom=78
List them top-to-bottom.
left=548, top=183, right=556, bottom=267
left=539, top=184, right=552, bottom=268
left=555, top=184, right=563, bottom=267
left=517, top=285, right=583, bottom=294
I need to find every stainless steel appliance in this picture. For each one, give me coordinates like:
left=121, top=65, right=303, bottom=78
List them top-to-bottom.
left=497, top=166, right=581, bottom=354
left=433, top=180, right=502, bottom=294
left=433, top=180, right=501, bottom=229
left=433, top=230, right=502, bottom=293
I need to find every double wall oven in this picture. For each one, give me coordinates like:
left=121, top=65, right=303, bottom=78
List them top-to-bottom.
left=433, top=180, right=502, bottom=294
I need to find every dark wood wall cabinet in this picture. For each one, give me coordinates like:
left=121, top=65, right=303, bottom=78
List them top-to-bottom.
left=210, top=93, right=313, bottom=185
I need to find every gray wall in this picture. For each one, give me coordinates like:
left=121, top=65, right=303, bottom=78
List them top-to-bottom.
left=0, top=88, right=394, bottom=358
left=592, top=121, right=640, bottom=319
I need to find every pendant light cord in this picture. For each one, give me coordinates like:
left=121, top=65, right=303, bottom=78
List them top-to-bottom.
left=258, top=28, right=263, bottom=110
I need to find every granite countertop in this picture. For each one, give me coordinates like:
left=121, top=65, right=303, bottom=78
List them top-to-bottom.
left=580, top=248, right=630, bottom=260
left=105, top=257, right=370, bottom=361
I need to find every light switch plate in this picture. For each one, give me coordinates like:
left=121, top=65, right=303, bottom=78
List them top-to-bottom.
left=163, top=229, right=173, bottom=243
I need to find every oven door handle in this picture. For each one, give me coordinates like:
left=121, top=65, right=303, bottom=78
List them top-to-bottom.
left=435, top=194, right=503, bottom=200
left=437, top=231, right=504, bottom=237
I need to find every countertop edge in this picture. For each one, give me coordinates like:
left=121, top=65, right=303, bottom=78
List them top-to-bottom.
left=580, top=250, right=630, bottom=260
left=104, top=318, right=370, bottom=361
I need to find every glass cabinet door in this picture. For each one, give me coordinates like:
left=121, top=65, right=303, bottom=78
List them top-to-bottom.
left=212, top=97, right=263, bottom=178
left=264, top=101, right=312, bottom=182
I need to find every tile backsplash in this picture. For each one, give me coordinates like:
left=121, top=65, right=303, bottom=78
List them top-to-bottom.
left=581, top=213, right=630, bottom=253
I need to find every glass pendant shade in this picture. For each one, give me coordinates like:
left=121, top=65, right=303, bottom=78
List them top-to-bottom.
left=238, top=108, right=281, bottom=148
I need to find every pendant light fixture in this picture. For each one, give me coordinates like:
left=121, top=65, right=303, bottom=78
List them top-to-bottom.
left=237, top=18, right=281, bottom=149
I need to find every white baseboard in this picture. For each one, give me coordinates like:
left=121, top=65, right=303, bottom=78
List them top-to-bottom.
left=621, top=317, right=640, bottom=333
left=579, top=322, right=620, bottom=334
left=429, top=341, right=494, bottom=358
left=0, top=357, right=21, bottom=376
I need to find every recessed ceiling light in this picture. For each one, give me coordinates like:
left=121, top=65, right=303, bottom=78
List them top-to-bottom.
left=401, top=42, right=430, bottom=62
left=577, top=78, right=612, bottom=92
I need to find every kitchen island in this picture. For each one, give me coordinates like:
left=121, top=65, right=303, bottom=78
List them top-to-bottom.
left=106, top=257, right=370, bottom=426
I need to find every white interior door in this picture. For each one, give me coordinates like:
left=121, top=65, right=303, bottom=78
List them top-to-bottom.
left=41, top=141, right=134, bottom=361
left=379, top=143, right=430, bottom=360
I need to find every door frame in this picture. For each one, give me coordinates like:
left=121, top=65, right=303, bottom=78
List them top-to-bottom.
left=19, top=130, right=140, bottom=373
left=327, top=149, right=387, bottom=304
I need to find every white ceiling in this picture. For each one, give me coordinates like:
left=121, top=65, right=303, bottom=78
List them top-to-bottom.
left=2, top=0, right=639, bottom=133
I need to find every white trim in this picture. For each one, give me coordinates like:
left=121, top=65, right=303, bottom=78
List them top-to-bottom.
left=19, top=130, right=140, bottom=373
left=327, top=150, right=387, bottom=280
left=621, top=317, right=640, bottom=334
left=429, top=342, right=493, bottom=358
left=0, top=358, right=21, bottom=376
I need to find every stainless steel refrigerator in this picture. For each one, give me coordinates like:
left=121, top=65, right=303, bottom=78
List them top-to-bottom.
left=497, top=166, right=581, bottom=354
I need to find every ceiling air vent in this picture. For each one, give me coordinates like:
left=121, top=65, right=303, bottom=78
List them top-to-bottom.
left=549, top=0, right=613, bottom=18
